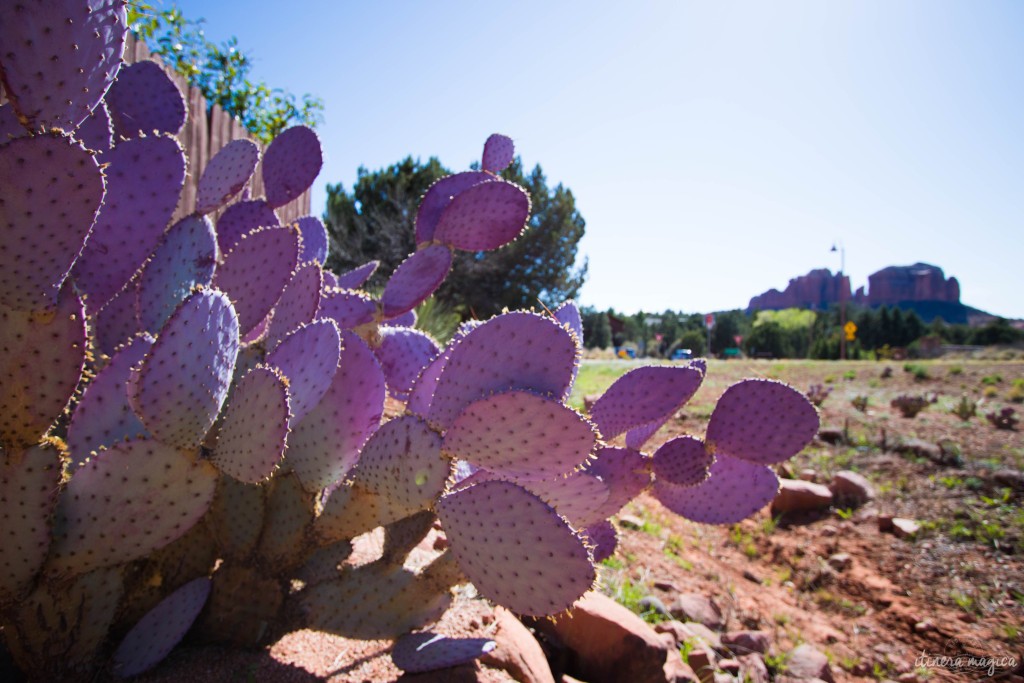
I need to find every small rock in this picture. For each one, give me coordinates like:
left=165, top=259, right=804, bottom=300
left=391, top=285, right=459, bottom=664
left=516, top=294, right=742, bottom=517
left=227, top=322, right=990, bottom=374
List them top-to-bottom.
left=817, top=428, right=844, bottom=445
left=894, top=438, right=941, bottom=462
left=776, top=463, right=795, bottom=479
left=799, top=469, right=818, bottom=482
left=993, top=469, right=1024, bottom=491
left=830, top=471, right=875, bottom=505
left=771, top=480, right=833, bottom=513
left=618, top=514, right=645, bottom=530
left=877, top=514, right=895, bottom=532
left=891, top=518, right=920, bottom=539
left=819, top=524, right=839, bottom=537
left=827, top=553, right=852, bottom=572
left=801, top=563, right=836, bottom=590
left=742, top=569, right=762, bottom=584
left=654, top=579, right=679, bottom=592
left=670, top=595, right=724, bottom=631
left=639, top=596, right=672, bottom=619
left=481, top=606, right=556, bottom=683
left=655, top=620, right=721, bottom=650
left=913, top=620, right=936, bottom=634
left=721, top=631, right=770, bottom=655
left=786, top=644, right=835, bottom=683
left=687, top=648, right=717, bottom=683
left=664, top=649, right=700, bottom=683
left=737, top=654, right=769, bottom=683
left=718, top=659, right=740, bottom=674
left=897, top=673, right=918, bottom=683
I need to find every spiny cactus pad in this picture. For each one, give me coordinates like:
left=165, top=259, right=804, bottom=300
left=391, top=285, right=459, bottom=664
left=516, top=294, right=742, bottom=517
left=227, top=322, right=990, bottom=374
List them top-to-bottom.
left=0, top=0, right=125, bottom=132
left=105, top=60, right=186, bottom=138
left=76, top=100, right=113, bottom=153
left=0, top=104, right=25, bottom=141
left=262, top=125, right=322, bottom=209
left=0, top=132, right=104, bottom=310
left=481, top=133, right=515, bottom=173
left=72, top=134, right=186, bottom=312
left=195, top=139, right=260, bottom=215
left=415, top=171, right=491, bottom=244
left=433, top=180, right=531, bottom=251
left=215, top=199, right=279, bottom=255
left=137, top=215, right=218, bottom=333
left=296, top=215, right=329, bottom=265
left=212, top=225, right=299, bottom=336
left=381, top=245, right=453, bottom=318
left=334, top=260, right=379, bottom=289
left=265, top=263, right=323, bottom=351
left=94, top=281, right=141, bottom=355
left=0, top=285, right=87, bottom=450
left=318, top=287, right=377, bottom=330
left=129, top=289, right=239, bottom=449
left=553, top=300, right=584, bottom=344
left=427, top=312, right=578, bottom=429
left=265, top=319, right=341, bottom=423
left=375, top=327, right=441, bottom=402
left=67, top=332, right=154, bottom=462
left=287, top=332, right=385, bottom=491
left=210, top=365, right=290, bottom=483
left=589, top=366, right=704, bottom=441
left=705, top=378, right=819, bottom=465
left=442, top=391, right=597, bottom=481
left=355, top=415, right=449, bottom=518
left=652, top=435, right=713, bottom=487
left=48, top=439, right=218, bottom=576
left=0, top=443, right=63, bottom=606
left=583, top=446, right=653, bottom=520
left=652, top=452, right=780, bottom=524
left=522, top=471, right=610, bottom=529
left=255, top=473, right=315, bottom=573
left=205, top=476, right=265, bottom=561
left=436, top=480, right=596, bottom=616
left=582, top=520, right=618, bottom=563
left=294, top=540, right=352, bottom=586
left=194, top=563, right=283, bottom=647
left=112, top=577, right=211, bottom=678
left=392, top=632, right=497, bottom=673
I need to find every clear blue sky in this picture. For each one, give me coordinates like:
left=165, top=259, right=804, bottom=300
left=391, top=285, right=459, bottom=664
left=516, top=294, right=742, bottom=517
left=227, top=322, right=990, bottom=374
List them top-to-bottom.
left=167, top=1, right=1023, bottom=319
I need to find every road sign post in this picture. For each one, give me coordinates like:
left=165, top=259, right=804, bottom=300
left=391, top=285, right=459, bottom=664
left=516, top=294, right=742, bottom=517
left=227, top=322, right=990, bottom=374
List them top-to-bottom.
left=705, top=313, right=715, bottom=358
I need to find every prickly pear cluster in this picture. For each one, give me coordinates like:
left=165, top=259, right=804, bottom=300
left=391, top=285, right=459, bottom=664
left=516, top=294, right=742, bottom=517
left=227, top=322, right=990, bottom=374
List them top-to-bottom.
left=0, top=4, right=820, bottom=680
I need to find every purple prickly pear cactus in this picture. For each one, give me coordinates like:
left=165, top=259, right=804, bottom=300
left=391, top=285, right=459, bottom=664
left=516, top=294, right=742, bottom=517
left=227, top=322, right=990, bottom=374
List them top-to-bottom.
left=105, top=60, right=187, bottom=138
left=262, top=125, right=323, bottom=208
left=481, top=133, right=515, bottom=173
left=196, top=140, right=260, bottom=215
left=415, top=171, right=492, bottom=245
left=433, top=180, right=531, bottom=251
left=216, top=200, right=280, bottom=255
left=137, top=215, right=218, bottom=333
left=296, top=216, right=330, bottom=266
left=213, top=225, right=299, bottom=336
left=381, top=245, right=453, bottom=318
left=334, top=260, right=379, bottom=289
left=265, top=263, right=323, bottom=351
left=265, top=319, right=341, bottom=423
left=374, top=326, right=440, bottom=402
left=210, top=365, right=290, bottom=483
left=652, top=451, right=780, bottom=525
left=392, top=632, right=496, bottom=673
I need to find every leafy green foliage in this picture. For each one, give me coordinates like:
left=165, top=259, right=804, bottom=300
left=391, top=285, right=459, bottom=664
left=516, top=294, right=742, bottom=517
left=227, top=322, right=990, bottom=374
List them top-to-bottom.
left=128, top=5, right=324, bottom=143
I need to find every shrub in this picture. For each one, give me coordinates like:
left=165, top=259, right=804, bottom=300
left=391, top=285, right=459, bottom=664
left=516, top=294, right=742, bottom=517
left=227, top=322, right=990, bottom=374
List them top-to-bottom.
left=806, top=384, right=832, bottom=407
left=891, top=395, right=929, bottom=418
left=951, top=395, right=977, bottom=422
left=851, top=396, right=869, bottom=413
left=986, top=408, right=1019, bottom=431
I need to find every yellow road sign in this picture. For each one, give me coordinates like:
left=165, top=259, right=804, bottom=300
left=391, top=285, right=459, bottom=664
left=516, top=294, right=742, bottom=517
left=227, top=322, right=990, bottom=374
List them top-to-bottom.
left=844, top=321, right=857, bottom=341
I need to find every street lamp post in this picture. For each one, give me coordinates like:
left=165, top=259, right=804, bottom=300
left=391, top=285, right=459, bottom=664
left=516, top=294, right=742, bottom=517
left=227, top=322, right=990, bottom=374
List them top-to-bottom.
left=831, top=242, right=846, bottom=361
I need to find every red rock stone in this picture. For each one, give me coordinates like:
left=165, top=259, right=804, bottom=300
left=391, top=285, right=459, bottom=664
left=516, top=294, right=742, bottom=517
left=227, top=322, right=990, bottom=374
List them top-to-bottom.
left=830, top=471, right=875, bottom=505
left=771, top=480, right=833, bottom=513
left=670, top=595, right=724, bottom=631
left=481, top=607, right=556, bottom=683
left=721, top=630, right=770, bottom=655
left=785, top=644, right=835, bottom=683
left=737, top=654, right=769, bottom=683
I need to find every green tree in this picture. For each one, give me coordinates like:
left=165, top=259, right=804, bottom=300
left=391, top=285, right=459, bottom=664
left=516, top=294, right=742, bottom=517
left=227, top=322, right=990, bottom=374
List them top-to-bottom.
left=581, top=307, right=612, bottom=349
left=710, top=310, right=750, bottom=356
left=744, top=321, right=791, bottom=358
left=673, top=329, right=706, bottom=357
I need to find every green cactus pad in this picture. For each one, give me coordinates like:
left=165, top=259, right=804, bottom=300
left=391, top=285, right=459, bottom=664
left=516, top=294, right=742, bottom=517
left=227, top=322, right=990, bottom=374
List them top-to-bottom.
left=0, top=0, right=125, bottom=132
left=105, top=60, right=186, bottom=138
left=262, top=125, right=323, bottom=209
left=0, top=132, right=104, bottom=310
left=72, top=134, right=187, bottom=313
left=195, top=139, right=260, bottom=214
left=433, top=179, right=531, bottom=251
left=137, top=215, right=218, bottom=333
left=213, top=225, right=299, bottom=336
left=265, top=263, right=323, bottom=351
left=0, top=284, right=87, bottom=450
left=318, top=287, right=377, bottom=329
left=129, top=289, right=239, bottom=449
left=427, top=312, right=579, bottom=429
left=265, top=319, right=341, bottom=423
left=67, top=332, right=154, bottom=464
left=287, top=332, right=385, bottom=492
left=210, top=365, right=289, bottom=483
left=589, top=365, right=704, bottom=441
left=705, top=378, right=820, bottom=465
left=442, top=390, right=597, bottom=482
left=355, top=415, right=450, bottom=518
left=651, top=435, right=713, bottom=487
left=48, top=439, right=218, bottom=576
left=0, top=443, right=63, bottom=607
left=582, top=446, right=652, bottom=521
left=652, top=452, right=780, bottom=524
left=523, top=471, right=610, bottom=529
left=255, top=473, right=315, bottom=573
left=205, top=475, right=266, bottom=561
left=436, top=480, right=595, bottom=616
left=112, top=577, right=211, bottom=678
left=392, top=632, right=497, bottom=673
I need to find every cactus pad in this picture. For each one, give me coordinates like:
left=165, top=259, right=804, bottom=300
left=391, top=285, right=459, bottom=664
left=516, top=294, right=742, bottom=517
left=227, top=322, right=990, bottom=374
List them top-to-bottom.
left=0, top=0, right=125, bottom=132
left=105, top=60, right=186, bottom=138
left=75, top=100, right=113, bottom=153
left=0, top=104, right=25, bottom=141
left=262, top=125, right=322, bottom=208
left=0, top=132, right=104, bottom=310
left=481, top=133, right=515, bottom=173
left=72, top=134, right=186, bottom=312
left=195, top=139, right=260, bottom=214
left=415, top=171, right=491, bottom=244
left=433, top=180, right=530, bottom=251
left=215, top=199, right=279, bottom=255
left=137, top=215, right=218, bottom=333
left=296, top=215, right=329, bottom=265
left=213, top=225, right=299, bottom=335
left=381, top=245, right=453, bottom=318
left=334, top=260, right=379, bottom=289
left=265, top=262, right=323, bottom=351
left=94, top=281, right=141, bottom=355
left=0, top=285, right=87, bottom=450
left=318, top=287, right=377, bottom=330
left=129, top=289, right=239, bottom=449
left=553, top=300, right=584, bottom=344
left=390, top=309, right=417, bottom=327
left=427, top=312, right=578, bottom=429
left=265, top=319, right=341, bottom=422
left=375, top=327, right=441, bottom=402
left=287, top=332, right=385, bottom=491
left=67, top=333, right=154, bottom=462
left=407, top=350, right=449, bottom=417
left=210, top=365, right=289, bottom=483
left=589, top=366, right=703, bottom=440
left=705, top=378, right=819, bottom=465
left=442, top=391, right=597, bottom=481
left=355, top=415, right=449, bottom=518
left=652, top=435, right=713, bottom=487
left=48, top=439, right=217, bottom=576
left=0, top=443, right=63, bottom=606
left=583, top=446, right=653, bottom=520
left=652, top=452, right=780, bottom=524
left=523, top=471, right=610, bottom=529
left=255, top=473, right=315, bottom=573
left=205, top=476, right=265, bottom=561
left=436, top=480, right=595, bottom=616
left=582, top=520, right=618, bottom=563
left=194, top=563, right=283, bottom=647
left=112, top=577, right=211, bottom=678
left=392, top=632, right=497, bottom=673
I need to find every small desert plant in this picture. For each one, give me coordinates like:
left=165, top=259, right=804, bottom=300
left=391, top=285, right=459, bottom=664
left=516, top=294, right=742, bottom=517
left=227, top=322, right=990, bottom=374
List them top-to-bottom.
left=904, top=363, right=929, bottom=381
left=948, top=365, right=964, bottom=376
left=880, top=366, right=893, bottom=379
left=843, top=370, right=856, bottom=381
left=981, top=374, right=1003, bottom=386
left=1008, top=379, right=1024, bottom=404
left=806, top=384, right=832, bottom=406
left=983, top=386, right=999, bottom=399
left=891, top=394, right=929, bottom=418
left=851, top=395, right=869, bottom=413
left=951, top=395, right=977, bottom=421
left=986, top=407, right=1019, bottom=431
